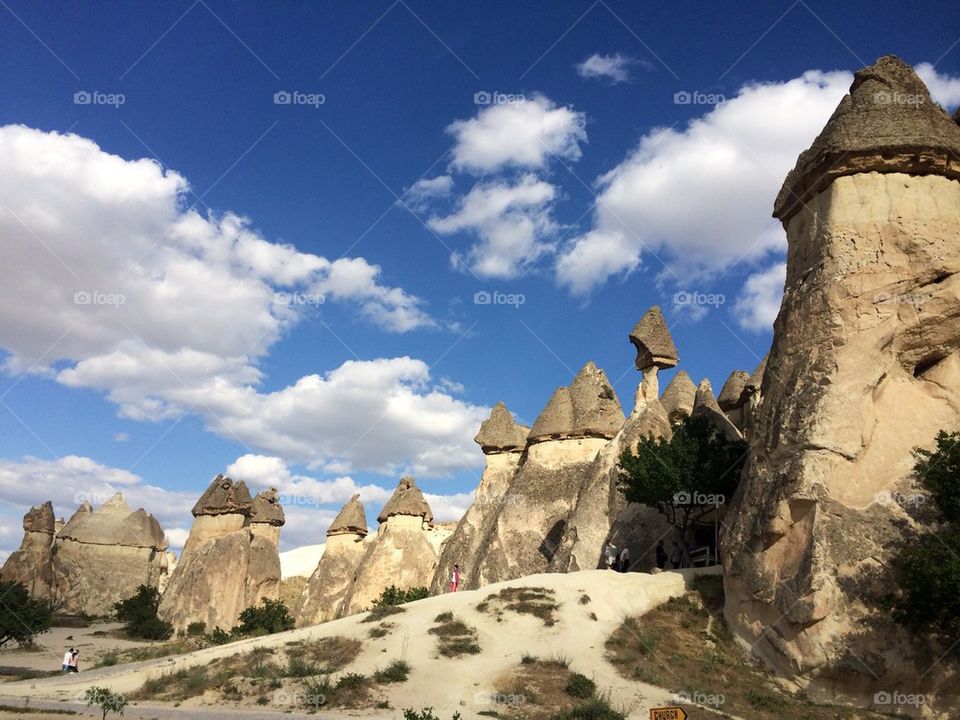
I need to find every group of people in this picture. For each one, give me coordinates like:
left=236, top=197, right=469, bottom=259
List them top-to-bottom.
left=655, top=539, right=688, bottom=569
left=604, top=542, right=631, bottom=572
left=61, top=647, right=79, bottom=673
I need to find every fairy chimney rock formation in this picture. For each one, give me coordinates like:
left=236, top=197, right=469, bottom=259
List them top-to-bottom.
left=722, top=55, right=960, bottom=714
left=629, top=306, right=679, bottom=371
left=717, top=370, right=750, bottom=412
left=659, top=371, right=697, bottom=423
left=691, top=379, right=742, bottom=441
left=474, top=401, right=529, bottom=452
left=431, top=403, right=529, bottom=593
left=158, top=474, right=282, bottom=632
left=377, top=476, right=433, bottom=527
left=342, top=478, right=438, bottom=614
left=51, top=493, right=171, bottom=616
left=295, top=494, right=371, bottom=626
left=1, top=502, right=55, bottom=601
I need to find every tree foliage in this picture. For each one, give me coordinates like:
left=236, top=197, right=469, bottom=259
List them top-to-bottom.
left=617, top=415, right=747, bottom=545
left=888, top=430, right=960, bottom=635
left=0, top=580, right=52, bottom=648
left=113, top=585, right=172, bottom=640
left=373, top=585, right=430, bottom=607
left=233, top=598, right=294, bottom=636
left=85, top=686, right=127, bottom=720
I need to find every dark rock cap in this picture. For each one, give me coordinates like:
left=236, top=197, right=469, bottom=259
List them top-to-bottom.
left=775, top=55, right=960, bottom=224
left=629, top=306, right=679, bottom=371
left=529, top=362, right=625, bottom=442
left=717, top=370, right=750, bottom=411
left=660, top=371, right=697, bottom=423
left=474, top=401, right=530, bottom=453
left=191, top=474, right=254, bottom=517
left=377, top=476, right=433, bottom=524
left=250, top=488, right=285, bottom=526
left=327, top=493, right=368, bottom=537
left=23, top=501, right=55, bottom=534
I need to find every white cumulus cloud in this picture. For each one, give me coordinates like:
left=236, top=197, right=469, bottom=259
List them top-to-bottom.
left=576, top=53, right=635, bottom=84
left=447, top=96, right=587, bottom=174
left=734, top=262, right=786, bottom=331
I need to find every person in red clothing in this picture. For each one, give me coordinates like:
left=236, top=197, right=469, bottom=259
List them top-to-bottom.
left=450, top=563, right=462, bottom=592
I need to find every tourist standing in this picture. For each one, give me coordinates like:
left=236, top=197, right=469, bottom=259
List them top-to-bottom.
left=655, top=540, right=667, bottom=569
left=604, top=541, right=618, bottom=570
left=670, top=541, right=683, bottom=569
left=618, top=545, right=630, bottom=573
left=450, top=563, right=462, bottom=592
left=62, top=648, right=73, bottom=672
left=67, top=649, right=79, bottom=673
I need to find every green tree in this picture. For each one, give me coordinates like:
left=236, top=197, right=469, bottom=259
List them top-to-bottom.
left=617, top=415, right=747, bottom=563
left=888, top=430, right=960, bottom=635
left=0, top=580, right=52, bottom=649
left=113, top=585, right=172, bottom=640
left=372, top=585, right=430, bottom=607
left=85, top=687, right=127, bottom=720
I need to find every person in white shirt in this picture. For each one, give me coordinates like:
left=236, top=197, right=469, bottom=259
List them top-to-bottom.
left=604, top=542, right=617, bottom=569
left=62, top=648, right=73, bottom=672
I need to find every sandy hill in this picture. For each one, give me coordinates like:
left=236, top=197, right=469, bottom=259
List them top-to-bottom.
left=279, top=544, right=325, bottom=579
left=0, top=569, right=717, bottom=719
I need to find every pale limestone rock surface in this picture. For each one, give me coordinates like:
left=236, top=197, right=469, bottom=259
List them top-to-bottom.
left=722, top=56, right=960, bottom=714
left=466, top=362, right=623, bottom=587
left=660, top=371, right=697, bottom=423
left=691, top=379, right=742, bottom=442
left=431, top=403, right=528, bottom=593
left=158, top=475, right=284, bottom=632
left=342, top=484, right=438, bottom=614
left=51, top=493, right=169, bottom=616
left=294, top=494, right=369, bottom=626
left=1, top=502, right=55, bottom=601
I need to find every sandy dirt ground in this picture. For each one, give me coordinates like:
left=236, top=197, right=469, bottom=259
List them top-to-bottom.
left=0, top=568, right=722, bottom=719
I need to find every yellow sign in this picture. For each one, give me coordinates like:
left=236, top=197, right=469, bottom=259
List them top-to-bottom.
left=649, top=707, right=687, bottom=720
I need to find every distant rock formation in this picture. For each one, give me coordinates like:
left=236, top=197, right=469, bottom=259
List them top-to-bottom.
left=722, top=56, right=960, bottom=712
left=553, top=307, right=676, bottom=572
left=465, top=361, right=624, bottom=586
left=717, top=370, right=750, bottom=431
left=659, top=371, right=697, bottom=423
left=691, top=379, right=742, bottom=442
left=430, top=402, right=529, bottom=593
left=158, top=475, right=284, bottom=632
left=341, top=477, right=438, bottom=614
left=49, top=493, right=170, bottom=616
left=295, top=494, right=369, bottom=626
left=1, top=495, right=172, bottom=616
left=1, top=502, right=55, bottom=601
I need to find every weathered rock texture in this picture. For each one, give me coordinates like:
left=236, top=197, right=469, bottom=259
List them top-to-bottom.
left=722, top=56, right=960, bottom=713
left=629, top=306, right=679, bottom=370
left=464, top=362, right=624, bottom=587
left=718, top=370, right=750, bottom=431
left=660, top=371, right=697, bottom=423
left=691, top=379, right=742, bottom=442
left=431, top=403, right=528, bottom=593
left=158, top=475, right=284, bottom=632
left=341, top=477, right=438, bottom=614
left=50, top=493, right=171, bottom=616
left=294, top=494, right=369, bottom=626
left=1, top=502, right=56, bottom=601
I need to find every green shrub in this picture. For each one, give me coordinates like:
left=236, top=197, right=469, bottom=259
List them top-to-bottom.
left=0, top=581, right=52, bottom=649
left=112, top=585, right=173, bottom=641
left=373, top=585, right=430, bottom=607
left=233, top=598, right=294, bottom=636
left=186, top=621, right=206, bottom=637
left=207, top=626, right=232, bottom=645
left=286, top=655, right=317, bottom=678
left=374, top=659, right=410, bottom=683
left=564, top=672, right=596, bottom=699
left=551, top=698, right=624, bottom=720
left=403, top=709, right=462, bottom=720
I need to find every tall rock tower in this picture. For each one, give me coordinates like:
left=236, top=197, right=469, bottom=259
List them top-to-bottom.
left=722, top=56, right=960, bottom=711
left=430, top=402, right=529, bottom=592
left=295, top=493, right=369, bottom=626
left=1, top=502, right=55, bottom=601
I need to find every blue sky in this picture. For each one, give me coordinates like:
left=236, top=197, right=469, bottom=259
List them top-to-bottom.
left=0, top=0, right=958, bottom=554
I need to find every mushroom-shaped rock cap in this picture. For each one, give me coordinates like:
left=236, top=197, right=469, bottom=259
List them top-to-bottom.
left=775, top=55, right=960, bottom=223
left=629, top=307, right=678, bottom=371
left=568, top=361, right=625, bottom=438
left=717, top=370, right=750, bottom=411
left=660, top=371, right=697, bottom=422
left=529, top=386, right=575, bottom=441
left=474, top=401, right=530, bottom=453
left=191, top=474, right=254, bottom=517
left=377, top=476, right=433, bottom=524
left=250, top=488, right=285, bottom=526
left=327, top=493, right=368, bottom=537
left=23, top=501, right=55, bottom=534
